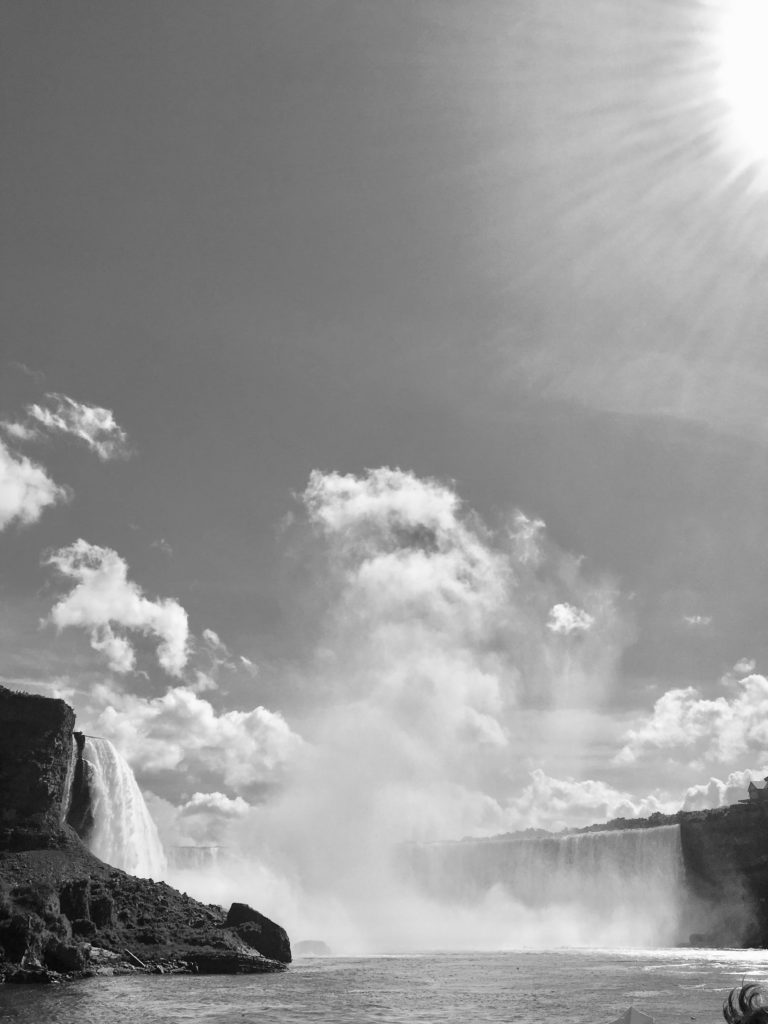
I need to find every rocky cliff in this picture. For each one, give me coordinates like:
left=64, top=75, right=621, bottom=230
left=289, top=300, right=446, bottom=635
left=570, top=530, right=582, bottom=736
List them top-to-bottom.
left=0, top=685, right=291, bottom=982
left=0, top=686, right=75, bottom=843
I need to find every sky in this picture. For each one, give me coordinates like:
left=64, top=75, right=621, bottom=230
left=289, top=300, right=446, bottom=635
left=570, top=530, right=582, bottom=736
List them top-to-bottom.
left=4, top=0, right=768, bottom=880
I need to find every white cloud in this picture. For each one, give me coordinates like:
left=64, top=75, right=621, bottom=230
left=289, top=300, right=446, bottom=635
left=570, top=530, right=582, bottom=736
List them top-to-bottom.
left=14, top=393, right=131, bottom=460
left=0, top=421, right=38, bottom=442
left=0, top=439, right=67, bottom=530
left=508, top=511, right=546, bottom=566
left=46, top=539, right=189, bottom=675
left=546, top=602, right=595, bottom=636
left=90, top=626, right=136, bottom=674
left=202, top=628, right=228, bottom=653
left=733, top=657, right=756, bottom=675
left=190, top=671, right=218, bottom=693
left=616, top=674, right=768, bottom=766
left=87, top=682, right=303, bottom=792
left=504, top=769, right=675, bottom=832
left=682, top=769, right=762, bottom=810
left=180, top=792, right=250, bottom=817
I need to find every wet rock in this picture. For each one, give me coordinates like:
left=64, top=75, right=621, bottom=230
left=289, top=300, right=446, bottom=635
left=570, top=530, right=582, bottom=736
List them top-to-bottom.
left=224, top=903, right=291, bottom=963
left=187, top=950, right=287, bottom=974
left=4, top=964, right=58, bottom=984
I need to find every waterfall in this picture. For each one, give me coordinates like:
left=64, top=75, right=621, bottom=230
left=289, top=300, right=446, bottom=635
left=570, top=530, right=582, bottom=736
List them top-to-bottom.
left=82, top=736, right=167, bottom=879
left=405, top=825, right=688, bottom=946
left=167, top=845, right=224, bottom=870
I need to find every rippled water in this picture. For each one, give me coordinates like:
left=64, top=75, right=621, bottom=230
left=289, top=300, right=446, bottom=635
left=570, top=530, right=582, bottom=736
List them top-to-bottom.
left=2, top=948, right=767, bottom=1024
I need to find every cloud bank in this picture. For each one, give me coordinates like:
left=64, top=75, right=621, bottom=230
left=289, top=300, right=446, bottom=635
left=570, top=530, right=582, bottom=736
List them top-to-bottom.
left=616, top=673, right=768, bottom=767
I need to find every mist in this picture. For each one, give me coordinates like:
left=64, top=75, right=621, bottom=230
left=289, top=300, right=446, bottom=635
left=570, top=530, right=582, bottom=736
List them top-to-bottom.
left=154, top=468, right=684, bottom=951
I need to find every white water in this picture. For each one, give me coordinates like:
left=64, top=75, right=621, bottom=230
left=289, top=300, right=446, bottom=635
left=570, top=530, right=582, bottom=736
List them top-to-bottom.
left=83, top=736, right=167, bottom=879
left=404, top=825, right=688, bottom=947
left=167, top=845, right=224, bottom=870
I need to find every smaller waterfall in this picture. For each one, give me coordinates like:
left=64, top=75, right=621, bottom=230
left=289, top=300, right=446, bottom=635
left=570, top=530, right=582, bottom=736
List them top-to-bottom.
left=83, top=737, right=167, bottom=879
left=168, top=845, right=224, bottom=870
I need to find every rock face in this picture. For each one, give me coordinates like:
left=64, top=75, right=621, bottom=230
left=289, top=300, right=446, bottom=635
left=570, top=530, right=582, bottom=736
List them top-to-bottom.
left=0, top=685, right=75, bottom=839
left=0, top=686, right=291, bottom=979
left=65, top=732, right=95, bottom=841
left=568, top=802, right=768, bottom=945
left=679, top=803, right=768, bottom=946
left=225, top=902, right=292, bottom=963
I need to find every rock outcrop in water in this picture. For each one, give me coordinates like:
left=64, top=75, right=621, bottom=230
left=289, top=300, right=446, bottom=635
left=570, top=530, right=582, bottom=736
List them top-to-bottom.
left=0, top=685, right=291, bottom=982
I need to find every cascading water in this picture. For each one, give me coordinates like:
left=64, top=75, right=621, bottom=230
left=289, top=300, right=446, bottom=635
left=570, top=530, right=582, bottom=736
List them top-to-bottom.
left=81, top=736, right=167, bottom=880
left=404, top=825, right=689, bottom=947
left=167, top=845, right=224, bottom=870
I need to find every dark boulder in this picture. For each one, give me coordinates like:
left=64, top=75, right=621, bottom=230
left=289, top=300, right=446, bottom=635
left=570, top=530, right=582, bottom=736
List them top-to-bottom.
left=224, top=903, right=291, bottom=963
left=43, top=936, right=89, bottom=973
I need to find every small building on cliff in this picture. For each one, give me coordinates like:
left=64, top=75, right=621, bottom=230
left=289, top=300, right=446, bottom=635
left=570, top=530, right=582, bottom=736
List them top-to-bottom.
left=740, top=777, right=768, bottom=802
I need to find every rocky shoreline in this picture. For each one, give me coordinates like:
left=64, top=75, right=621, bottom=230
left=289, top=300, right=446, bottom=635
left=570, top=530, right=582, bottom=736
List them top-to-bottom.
left=0, top=685, right=292, bottom=984
left=0, top=836, right=291, bottom=984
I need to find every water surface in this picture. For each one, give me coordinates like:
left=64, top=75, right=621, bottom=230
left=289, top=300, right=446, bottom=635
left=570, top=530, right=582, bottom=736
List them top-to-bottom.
left=1, top=948, right=766, bottom=1023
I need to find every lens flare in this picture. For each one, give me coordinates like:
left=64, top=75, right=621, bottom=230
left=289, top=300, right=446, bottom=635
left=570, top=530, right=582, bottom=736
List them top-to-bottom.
left=718, top=0, right=768, bottom=176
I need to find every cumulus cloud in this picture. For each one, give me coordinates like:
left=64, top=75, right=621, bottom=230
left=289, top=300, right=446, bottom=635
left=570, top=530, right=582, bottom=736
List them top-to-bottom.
left=6, top=393, right=131, bottom=460
left=0, top=439, right=67, bottom=530
left=46, top=539, right=189, bottom=675
left=547, top=602, right=595, bottom=636
left=90, top=625, right=136, bottom=674
left=733, top=657, right=756, bottom=675
left=190, top=671, right=218, bottom=694
left=616, top=673, right=768, bottom=766
left=86, top=682, right=303, bottom=794
left=504, top=769, right=676, bottom=832
left=682, top=769, right=762, bottom=810
left=181, top=792, right=250, bottom=817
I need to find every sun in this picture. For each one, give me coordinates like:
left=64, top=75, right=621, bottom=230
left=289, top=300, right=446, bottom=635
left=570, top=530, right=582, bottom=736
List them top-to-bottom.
left=718, top=0, right=768, bottom=175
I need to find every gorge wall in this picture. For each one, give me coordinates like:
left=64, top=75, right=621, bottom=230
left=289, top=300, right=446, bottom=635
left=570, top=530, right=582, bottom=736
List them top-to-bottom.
left=0, top=685, right=75, bottom=844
